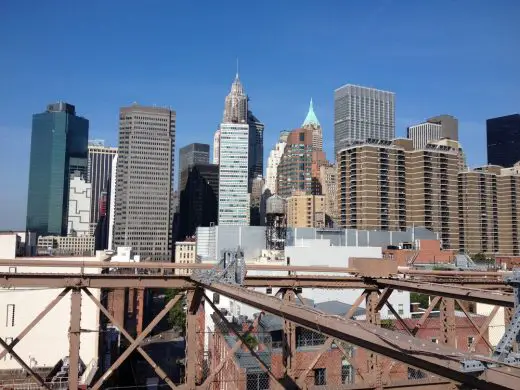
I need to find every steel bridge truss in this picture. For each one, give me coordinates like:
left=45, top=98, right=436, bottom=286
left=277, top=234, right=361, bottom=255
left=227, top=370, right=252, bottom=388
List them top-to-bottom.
left=0, top=261, right=520, bottom=389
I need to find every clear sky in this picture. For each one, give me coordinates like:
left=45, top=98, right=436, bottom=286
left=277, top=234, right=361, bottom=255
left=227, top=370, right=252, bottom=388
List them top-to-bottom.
left=0, top=0, right=519, bottom=230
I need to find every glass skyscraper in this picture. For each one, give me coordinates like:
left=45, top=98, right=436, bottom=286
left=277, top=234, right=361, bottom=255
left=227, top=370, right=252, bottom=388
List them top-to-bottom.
left=26, top=102, right=89, bottom=235
left=487, top=114, right=520, bottom=167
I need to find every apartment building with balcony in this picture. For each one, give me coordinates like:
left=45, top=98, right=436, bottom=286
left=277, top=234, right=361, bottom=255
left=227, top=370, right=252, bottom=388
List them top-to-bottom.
left=338, top=139, right=461, bottom=250
left=338, top=139, right=407, bottom=232
left=406, top=141, right=460, bottom=249
left=459, top=164, right=520, bottom=256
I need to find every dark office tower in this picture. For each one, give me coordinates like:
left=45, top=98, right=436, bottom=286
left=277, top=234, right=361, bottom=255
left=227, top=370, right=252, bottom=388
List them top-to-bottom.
left=26, top=102, right=89, bottom=236
left=114, top=104, right=176, bottom=261
left=248, top=110, right=264, bottom=191
left=487, top=114, right=520, bottom=167
left=88, top=141, right=117, bottom=225
left=178, top=143, right=210, bottom=191
left=178, top=164, right=219, bottom=240
left=250, top=175, right=265, bottom=226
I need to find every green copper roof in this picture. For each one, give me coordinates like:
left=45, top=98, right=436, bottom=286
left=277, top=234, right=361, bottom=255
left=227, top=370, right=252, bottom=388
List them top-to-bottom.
left=302, top=98, right=320, bottom=128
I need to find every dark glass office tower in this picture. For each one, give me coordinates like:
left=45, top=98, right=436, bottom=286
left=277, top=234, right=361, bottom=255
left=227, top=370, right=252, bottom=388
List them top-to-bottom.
left=26, top=102, right=89, bottom=235
left=487, top=114, right=520, bottom=167
left=178, top=143, right=210, bottom=191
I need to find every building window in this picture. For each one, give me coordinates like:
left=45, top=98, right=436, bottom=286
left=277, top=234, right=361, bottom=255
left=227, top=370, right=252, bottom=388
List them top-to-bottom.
left=299, top=132, right=305, bottom=142
left=8, top=267, right=16, bottom=273
left=6, top=304, right=15, bottom=327
left=398, top=304, right=404, bottom=316
left=467, top=336, right=475, bottom=349
left=431, top=337, right=438, bottom=344
left=341, top=359, right=354, bottom=384
left=314, top=368, right=326, bottom=385
left=246, top=372, right=269, bottom=390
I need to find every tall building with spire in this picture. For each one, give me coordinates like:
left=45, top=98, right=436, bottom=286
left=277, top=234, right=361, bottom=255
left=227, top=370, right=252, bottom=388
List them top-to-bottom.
left=223, top=73, right=248, bottom=124
left=302, top=98, right=323, bottom=151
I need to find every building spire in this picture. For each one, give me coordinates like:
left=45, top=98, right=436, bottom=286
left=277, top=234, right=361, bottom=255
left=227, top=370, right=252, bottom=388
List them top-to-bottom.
left=236, top=57, right=239, bottom=79
left=302, top=97, right=320, bottom=128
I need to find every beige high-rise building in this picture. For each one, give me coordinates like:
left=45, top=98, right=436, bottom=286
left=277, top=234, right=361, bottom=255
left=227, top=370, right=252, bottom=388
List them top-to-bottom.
left=338, top=139, right=460, bottom=249
left=338, top=139, right=407, bottom=232
left=406, top=142, right=460, bottom=249
left=319, top=163, right=338, bottom=226
left=459, top=164, right=520, bottom=256
left=286, top=193, right=326, bottom=228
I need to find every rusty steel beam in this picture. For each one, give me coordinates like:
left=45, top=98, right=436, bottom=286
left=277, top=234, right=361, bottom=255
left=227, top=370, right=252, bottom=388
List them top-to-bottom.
left=0, top=258, right=356, bottom=273
left=400, top=269, right=511, bottom=277
left=0, top=273, right=196, bottom=288
left=244, top=275, right=376, bottom=288
left=375, top=279, right=514, bottom=307
left=202, top=282, right=520, bottom=390
left=0, top=287, right=70, bottom=360
left=68, top=288, right=82, bottom=390
left=83, top=288, right=177, bottom=389
left=376, top=288, right=394, bottom=311
left=186, top=289, right=203, bottom=390
left=282, top=289, right=297, bottom=382
left=92, top=294, right=182, bottom=389
left=411, top=296, right=441, bottom=336
left=440, top=298, right=456, bottom=348
left=455, top=299, right=495, bottom=352
left=469, top=306, right=500, bottom=353
left=0, top=337, right=51, bottom=389
left=339, top=379, right=454, bottom=389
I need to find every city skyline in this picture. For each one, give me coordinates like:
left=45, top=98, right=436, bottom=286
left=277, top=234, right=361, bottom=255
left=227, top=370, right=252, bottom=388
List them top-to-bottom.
left=1, top=1, right=519, bottom=229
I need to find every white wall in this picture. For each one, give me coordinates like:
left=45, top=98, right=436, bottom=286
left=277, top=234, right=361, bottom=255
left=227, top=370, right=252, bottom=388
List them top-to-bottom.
left=0, top=235, right=18, bottom=260
left=0, top=256, right=102, bottom=371
left=476, top=303, right=505, bottom=346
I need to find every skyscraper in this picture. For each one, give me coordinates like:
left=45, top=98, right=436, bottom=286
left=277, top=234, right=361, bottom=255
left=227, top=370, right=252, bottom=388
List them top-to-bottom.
left=219, top=72, right=264, bottom=191
left=223, top=73, right=248, bottom=123
left=334, top=84, right=395, bottom=157
left=302, top=98, right=323, bottom=151
left=26, top=102, right=89, bottom=236
left=113, top=104, right=176, bottom=261
left=247, top=110, right=264, bottom=190
left=487, top=114, right=520, bottom=167
left=407, top=115, right=458, bottom=149
left=218, top=123, right=250, bottom=225
left=277, top=128, right=327, bottom=198
left=213, top=129, right=221, bottom=164
left=265, top=132, right=288, bottom=194
left=88, top=140, right=117, bottom=225
left=178, top=143, right=210, bottom=191
left=178, top=163, right=219, bottom=240
left=67, top=172, right=91, bottom=236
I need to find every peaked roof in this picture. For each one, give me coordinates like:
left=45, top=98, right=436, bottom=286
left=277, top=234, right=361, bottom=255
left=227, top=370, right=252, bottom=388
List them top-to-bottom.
left=302, top=98, right=320, bottom=128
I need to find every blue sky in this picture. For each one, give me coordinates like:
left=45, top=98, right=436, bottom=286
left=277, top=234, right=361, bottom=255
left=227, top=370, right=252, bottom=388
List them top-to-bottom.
left=0, top=0, right=519, bottom=229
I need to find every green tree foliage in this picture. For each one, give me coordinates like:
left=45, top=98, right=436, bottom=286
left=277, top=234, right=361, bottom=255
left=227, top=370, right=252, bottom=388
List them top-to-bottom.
left=472, top=252, right=487, bottom=263
left=165, top=289, right=186, bottom=332
left=410, top=292, right=430, bottom=309
left=242, top=333, right=259, bottom=350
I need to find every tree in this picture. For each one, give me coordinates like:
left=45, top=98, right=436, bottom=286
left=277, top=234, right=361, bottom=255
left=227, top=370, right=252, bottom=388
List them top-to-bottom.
left=472, top=252, right=487, bottom=263
left=165, top=289, right=186, bottom=332
left=410, top=292, right=430, bottom=309
left=242, top=333, right=259, bottom=350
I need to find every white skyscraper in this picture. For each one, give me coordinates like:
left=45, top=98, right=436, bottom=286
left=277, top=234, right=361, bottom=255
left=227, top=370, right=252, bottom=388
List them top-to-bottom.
left=334, top=84, right=395, bottom=156
left=407, top=122, right=443, bottom=149
left=218, top=123, right=250, bottom=225
left=213, top=128, right=220, bottom=164
left=265, top=134, right=288, bottom=195
left=108, top=154, right=117, bottom=250
left=67, top=172, right=91, bottom=236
